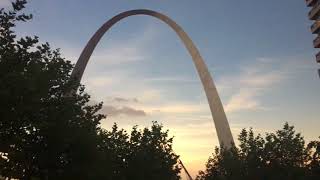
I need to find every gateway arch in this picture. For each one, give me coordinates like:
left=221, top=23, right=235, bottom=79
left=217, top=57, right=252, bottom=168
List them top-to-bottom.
left=70, top=9, right=234, bottom=148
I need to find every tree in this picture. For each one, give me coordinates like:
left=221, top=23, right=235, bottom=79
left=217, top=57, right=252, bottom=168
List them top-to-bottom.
left=0, top=1, right=105, bottom=179
left=0, top=1, right=182, bottom=179
left=97, top=122, right=181, bottom=180
left=126, top=122, right=181, bottom=180
left=196, top=123, right=320, bottom=180
left=262, top=123, right=306, bottom=179
left=305, top=137, right=320, bottom=178
left=196, top=146, right=243, bottom=180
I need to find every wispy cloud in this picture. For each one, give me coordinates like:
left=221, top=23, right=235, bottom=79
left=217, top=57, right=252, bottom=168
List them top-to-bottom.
left=0, top=0, right=11, bottom=8
left=58, top=39, right=146, bottom=66
left=90, top=45, right=145, bottom=66
left=223, top=57, right=312, bottom=113
left=83, top=76, right=115, bottom=88
left=145, top=76, right=198, bottom=83
left=225, top=89, right=261, bottom=113
left=112, top=97, right=139, bottom=103
left=140, top=103, right=208, bottom=114
left=101, top=105, right=146, bottom=117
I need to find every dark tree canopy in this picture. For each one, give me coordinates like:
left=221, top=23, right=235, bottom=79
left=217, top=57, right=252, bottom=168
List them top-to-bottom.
left=0, top=0, right=105, bottom=179
left=0, top=1, right=181, bottom=180
left=3, top=1, right=319, bottom=180
left=98, top=123, right=181, bottom=180
left=196, top=123, right=320, bottom=180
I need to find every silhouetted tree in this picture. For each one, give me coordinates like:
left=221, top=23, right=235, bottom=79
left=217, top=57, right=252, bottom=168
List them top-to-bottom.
left=0, top=1, right=105, bottom=179
left=0, top=3, right=181, bottom=180
left=97, top=122, right=181, bottom=180
left=126, top=122, right=181, bottom=180
left=196, top=123, right=320, bottom=180
left=305, top=137, right=320, bottom=178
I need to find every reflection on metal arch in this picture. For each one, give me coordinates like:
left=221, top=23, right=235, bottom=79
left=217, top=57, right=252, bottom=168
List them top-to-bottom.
left=70, top=9, right=234, bottom=148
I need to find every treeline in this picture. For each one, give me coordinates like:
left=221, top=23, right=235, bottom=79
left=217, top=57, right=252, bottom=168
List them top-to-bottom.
left=0, top=1, right=180, bottom=180
left=1, top=1, right=319, bottom=180
left=196, top=123, right=320, bottom=180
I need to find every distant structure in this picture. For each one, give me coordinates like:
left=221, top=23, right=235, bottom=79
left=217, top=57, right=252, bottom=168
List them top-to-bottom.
left=305, top=0, right=320, bottom=75
left=69, top=9, right=234, bottom=148
left=179, top=160, right=193, bottom=180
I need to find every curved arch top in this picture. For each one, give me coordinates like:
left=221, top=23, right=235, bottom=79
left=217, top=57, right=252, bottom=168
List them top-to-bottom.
left=70, top=9, right=234, bottom=148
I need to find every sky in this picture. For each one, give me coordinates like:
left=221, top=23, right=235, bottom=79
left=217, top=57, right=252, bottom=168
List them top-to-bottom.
left=1, top=0, right=320, bottom=178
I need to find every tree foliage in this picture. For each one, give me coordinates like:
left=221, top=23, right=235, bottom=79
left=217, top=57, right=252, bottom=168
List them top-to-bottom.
left=0, top=1, right=181, bottom=179
left=0, top=1, right=105, bottom=179
left=98, top=123, right=181, bottom=180
left=196, top=123, right=320, bottom=180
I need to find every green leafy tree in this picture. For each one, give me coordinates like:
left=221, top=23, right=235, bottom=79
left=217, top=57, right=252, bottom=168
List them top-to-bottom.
left=0, top=1, right=105, bottom=179
left=0, top=1, right=182, bottom=180
left=97, top=122, right=181, bottom=180
left=126, top=122, right=181, bottom=180
left=196, top=123, right=320, bottom=180
left=262, top=123, right=306, bottom=179
left=96, top=124, right=131, bottom=180
left=237, top=128, right=265, bottom=179
left=305, top=137, right=320, bottom=178
left=196, top=146, right=243, bottom=180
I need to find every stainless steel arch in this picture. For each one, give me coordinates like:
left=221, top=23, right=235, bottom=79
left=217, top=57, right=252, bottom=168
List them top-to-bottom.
left=70, top=9, right=234, bottom=148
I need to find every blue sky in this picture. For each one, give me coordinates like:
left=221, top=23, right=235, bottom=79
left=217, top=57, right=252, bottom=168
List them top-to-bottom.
left=2, top=0, right=320, bottom=178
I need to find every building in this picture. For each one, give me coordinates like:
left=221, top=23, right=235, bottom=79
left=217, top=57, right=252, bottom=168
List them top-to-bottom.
left=306, top=0, right=320, bottom=75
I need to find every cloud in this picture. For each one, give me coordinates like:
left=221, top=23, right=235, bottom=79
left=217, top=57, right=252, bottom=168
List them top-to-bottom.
left=0, top=0, right=11, bottom=8
left=58, top=21, right=159, bottom=66
left=57, top=39, right=146, bottom=66
left=90, top=46, right=145, bottom=66
left=222, top=57, right=304, bottom=113
left=83, top=76, right=114, bottom=88
left=145, top=76, right=198, bottom=83
left=225, top=89, right=261, bottom=112
left=112, top=97, right=139, bottom=103
left=145, top=104, right=206, bottom=114
left=101, top=105, right=146, bottom=117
